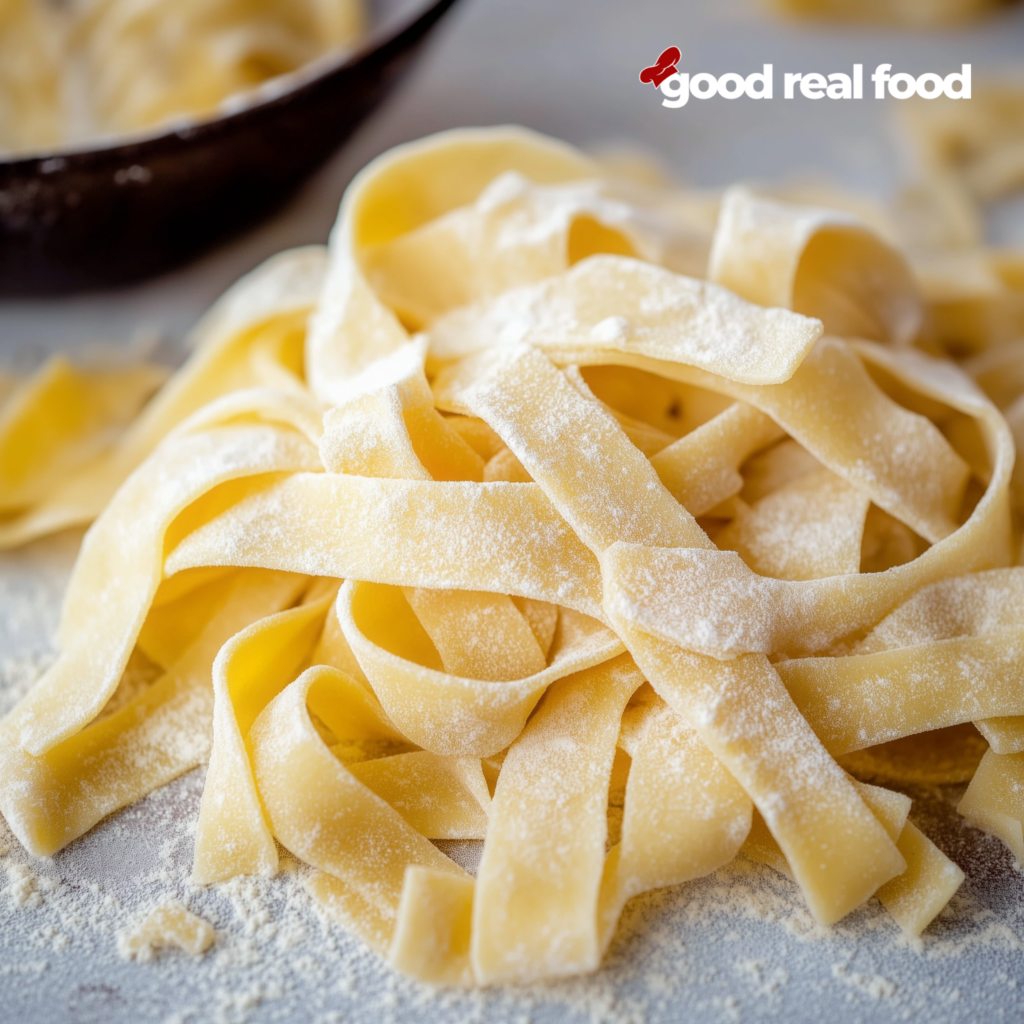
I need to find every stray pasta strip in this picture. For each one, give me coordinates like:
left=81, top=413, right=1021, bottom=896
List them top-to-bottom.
left=10, top=122, right=1024, bottom=985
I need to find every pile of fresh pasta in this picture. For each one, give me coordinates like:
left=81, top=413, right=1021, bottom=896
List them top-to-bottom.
left=0, top=0, right=363, bottom=155
left=768, top=0, right=1018, bottom=27
left=4, top=121, right=1024, bottom=987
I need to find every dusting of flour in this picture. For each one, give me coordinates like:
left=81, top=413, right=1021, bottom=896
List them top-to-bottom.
left=2, top=537, right=1024, bottom=1024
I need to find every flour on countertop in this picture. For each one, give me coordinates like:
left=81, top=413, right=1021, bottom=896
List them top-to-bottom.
left=3, top=537, right=1024, bottom=1024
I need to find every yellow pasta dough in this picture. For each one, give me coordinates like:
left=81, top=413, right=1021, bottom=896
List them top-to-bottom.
left=0, top=0, right=364, bottom=153
left=768, top=0, right=1006, bottom=28
left=13, top=122, right=1024, bottom=986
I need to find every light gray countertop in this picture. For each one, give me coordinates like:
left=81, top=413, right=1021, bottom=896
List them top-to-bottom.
left=3, top=1, right=1024, bottom=1021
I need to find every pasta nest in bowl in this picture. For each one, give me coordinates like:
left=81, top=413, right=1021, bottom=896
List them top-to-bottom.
left=0, top=126, right=1021, bottom=987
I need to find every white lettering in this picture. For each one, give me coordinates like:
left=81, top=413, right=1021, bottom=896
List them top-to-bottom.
left=651, top=61, right=971, bottom=107
left=872, top=63, right=891, bottom=99
left=746, top=64, right=773, bottom=99
left=945, top=64, right=971, bottom=99
left=659, top=72, right=689, bottom=108
left=690, top=72, right=718, bottom=100
left=719, top=72, right=746, bottom=99
left=801, top=72, right=827, bottom=99
left=889, top=72, right=917, bottom=99
left=916, top=72, right=944, bottom=99
left=826, top=73, right=852, bottom=100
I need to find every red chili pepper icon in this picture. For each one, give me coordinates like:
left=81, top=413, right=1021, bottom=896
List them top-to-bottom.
left=640, top=47, right=681, bottom=88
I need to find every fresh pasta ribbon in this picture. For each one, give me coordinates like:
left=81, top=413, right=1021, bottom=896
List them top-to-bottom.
left=6, top=123, right=1021, bottom=986
left=307, top=127, right=598, bottom=402
left=708, top=186, right=923, bottom=346
left=0, top=247, right=327, bottom=549
left=427, top=252, right=826, bottom=387
left=318, top=337, right=484, bottom=482
left=0, top=355, right=167, bottom=514
left=648, top=400, right=784, bottom=516
left=10, top=423, right=322, bottom=756
left=165, top=474, right=607, bottom=618
left=0, top=568, right=307, bottom=856
left=335, top=580, right=622, bottom=757
left=193, top=590, right=346, bottom=883
left=471, top=655, right=643, bottom=983
left=249, top=666, right=469, bottom=958
left=598, top=691, right=753, bottom=951
left=958, top=749, right=1024, bottom=861
left=743, top=781, right=965, bottom=937
left=876, top=823, right=966, bottom=938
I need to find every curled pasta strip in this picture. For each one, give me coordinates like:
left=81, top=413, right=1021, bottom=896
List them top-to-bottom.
left=307, top=127, right=598, bottom=401
left=708, top=186, right=923, bottom=346
left=0, top=247, right=326, bottom=549
left=0, top=355, right=167, bottom=515
left=10, top=423, right=321, bottom=757
left=0, top=569, right=307, bottom=856
left=336, top=580, right=623, bottom=757
left=193, top=589, right=345, bottom=882
left=471, top=655, right=643, bottom=983
left=249, top=666, right=470, bottom=960
left=599, top=691, right=753, bottom=949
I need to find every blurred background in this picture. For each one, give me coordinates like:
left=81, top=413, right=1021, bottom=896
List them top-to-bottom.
left=2, top=0, right=1024, bottom=360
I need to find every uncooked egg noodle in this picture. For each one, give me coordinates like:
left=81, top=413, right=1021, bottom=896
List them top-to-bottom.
left=0, top=0, right=365, bottom=154
left=768, top=0, right=1004, bottom=29
left=12, top=123, right=1024, bottom=986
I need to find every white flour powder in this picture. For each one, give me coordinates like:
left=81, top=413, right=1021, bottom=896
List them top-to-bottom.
left=2, top=535, right=1024, bottom=1024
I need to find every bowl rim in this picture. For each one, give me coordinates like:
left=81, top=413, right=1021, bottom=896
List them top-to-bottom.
left=0, top=0, right=459, bottom=171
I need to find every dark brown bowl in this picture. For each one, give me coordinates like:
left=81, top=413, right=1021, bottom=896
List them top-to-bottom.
left=0, top=0, right=460, bottom=296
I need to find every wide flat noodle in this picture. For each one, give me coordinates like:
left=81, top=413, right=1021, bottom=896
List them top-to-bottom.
left=362, top=172, right=644, bottom=330
left=708, top=186, right=922, bottom=345
left=0, top=247, right=327, bottom=549
left=429, top=254, right=823, bottom=387
left=458, top=345, right=905, bottom=924
left=0, top=355, right=167, bottom=513
left=649, top=401, right=784, bottom=516
left=10, top=424, right=321, bottom=757
left=717, top=467, right=871, bottom=581
left=165, top=473, right=605, bottom=619
left=0, top=569, right=306, bottom=856
left=336, top=581, right=623, bottom=757
left=193, top=592, right=346, bottom=882
left=778, top=633, right=1024, bottom=754
left=471, top=655, right=643, bottom=983
left=249, top=667, right=468, bottom=957
left=599, top=694, right=752, bottom=948
left=958, top=749, right=1024, bottom=861
left=348, top=752, right=490, bottom=840
left=743, top=780, right=964, bottom=937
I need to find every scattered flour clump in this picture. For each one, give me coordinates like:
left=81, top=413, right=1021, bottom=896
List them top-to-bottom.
left=118, top=901, right=215, bottom=961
